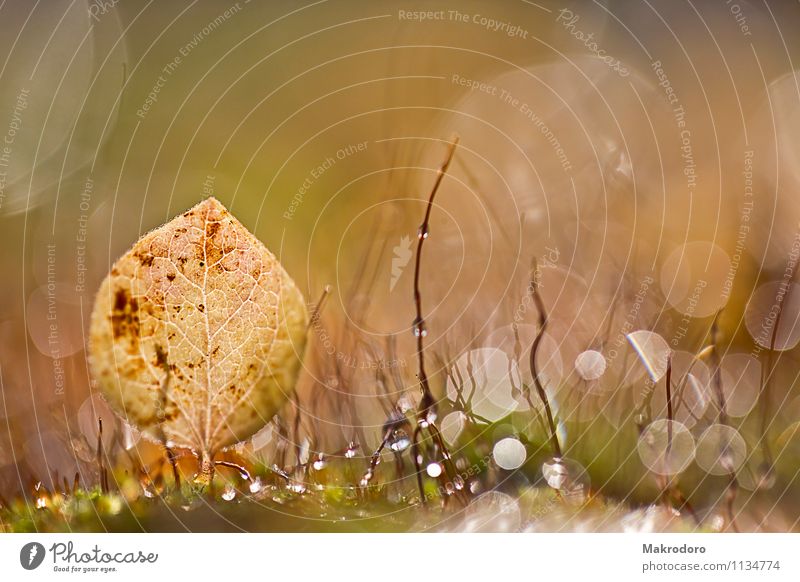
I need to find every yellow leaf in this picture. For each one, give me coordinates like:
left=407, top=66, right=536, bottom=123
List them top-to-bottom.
left=89, top=197, right=307, bottom=466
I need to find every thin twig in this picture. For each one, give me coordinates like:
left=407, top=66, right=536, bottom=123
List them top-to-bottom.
left=413, top=136, right=459, bottom=409
left=408, top=137, right=462, bottom=505
left=527, top=258, right=562, bottom=459
left=760, top=283, right=790, bottom=468
left=708, top=311, right=739, bottom=531
left=665, top=355, right=674, bottom=454
left=96, top=419, right=108, bottom=494
left=410, top=425, right=425, bottom=504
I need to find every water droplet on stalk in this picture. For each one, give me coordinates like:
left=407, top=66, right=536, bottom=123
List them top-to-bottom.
left=574, top=350, right=607, bottom=381
left=382, top=410, right=411, bottom=452
left=441, top=411, right=466, bottom=445
left=637, top=419, right=695, bottom=476
left=695, top=424, right=746, bottom=475
left=388, top=430, right=411, bottom=452
left=312, top=454, right=327, bottom=471
left=542, top=457, right=590, bottom=496
left=426, top=462, right=443, bottom=478
left=755, top=462, right=776, bottom=490
left=360, top=470, right=374, bottom=487
left=287, top=481, right=307, bottom=494
left=221, top=485, right=236, bottom=501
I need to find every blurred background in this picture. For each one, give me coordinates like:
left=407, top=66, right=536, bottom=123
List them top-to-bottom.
left=2, top=0, right=800, bottom=530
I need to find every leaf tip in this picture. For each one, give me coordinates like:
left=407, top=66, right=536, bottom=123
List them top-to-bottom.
left=186, top=196, right=228, bottom=217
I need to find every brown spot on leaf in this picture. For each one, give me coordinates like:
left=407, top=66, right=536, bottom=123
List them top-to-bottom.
left=206, top=221, right=220, bottom=238
left=137, top=252, right=155, bottom=267
left=110, top=289, right=139, bottom=341
left=154, top=344, right=168, bottom=369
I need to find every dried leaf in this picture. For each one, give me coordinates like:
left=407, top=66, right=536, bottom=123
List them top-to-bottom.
left=89, top=198, right=308, bottom=461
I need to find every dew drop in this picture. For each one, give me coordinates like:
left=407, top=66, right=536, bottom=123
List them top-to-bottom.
left=660, top=242, right=731, bottom=317
left=745, top=281, right=800, bottom=350
left=627, top=330, right=671, bottom=382
left=574, top=349, right=607, bottom=381
left=719, top=354, right=761, bottom=417
left=440, top=411, right=466, bottom=445
left=637, top=419, right=695, bottom=476
left=122, top=423, right=140, bottom=451
left=695, top=424, right=746, bottom=475
left=388, top=430, right=411, bottom=452
left=492, top=437, right=527, bottom=470
left=312, top=454, right=327, bottom=471
left=541, top=457, right=590, bottom=495
left=426, top=462, right=443, bottom=478
left=755, top=463, right=776, bottom=490
left=287, top=481, right=307, bottom=494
